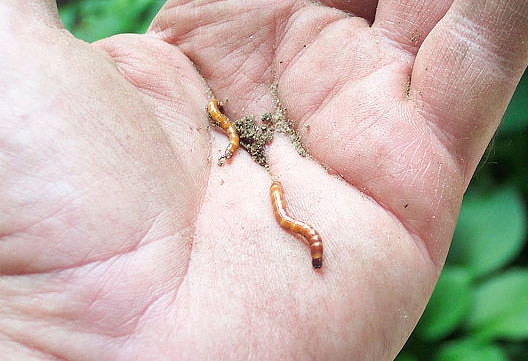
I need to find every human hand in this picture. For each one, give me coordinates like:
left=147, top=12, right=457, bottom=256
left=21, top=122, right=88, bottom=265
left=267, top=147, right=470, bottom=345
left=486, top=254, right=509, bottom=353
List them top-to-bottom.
left=1, top=0, right=527, bottom=360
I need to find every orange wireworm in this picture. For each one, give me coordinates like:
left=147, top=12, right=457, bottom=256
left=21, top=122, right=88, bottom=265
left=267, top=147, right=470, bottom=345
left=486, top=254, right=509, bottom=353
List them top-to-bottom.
left=207, top=99, right=239, bottom=164
left=270, top=181, right=323, bottom=268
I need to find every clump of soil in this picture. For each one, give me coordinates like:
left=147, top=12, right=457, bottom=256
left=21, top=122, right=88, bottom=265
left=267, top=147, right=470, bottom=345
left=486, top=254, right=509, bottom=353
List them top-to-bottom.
left=209, top=82, right=309, bottom=168
left=232, top=113, right=274, bottom=168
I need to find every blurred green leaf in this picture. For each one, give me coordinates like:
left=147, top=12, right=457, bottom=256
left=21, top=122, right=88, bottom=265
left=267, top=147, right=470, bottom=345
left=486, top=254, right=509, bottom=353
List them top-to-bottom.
left=59, top=0, right=165, bottom=42
left=58, top=4, right=76, bottom=28
left=499, top=70, right=528, bottom=135
left=450, top=186, right=527, bottom=278
left=417, top=266, right=472, bottom=341
left=467, top=269, right=528, bottom=341
left=435, top=340, right=508, bottom=361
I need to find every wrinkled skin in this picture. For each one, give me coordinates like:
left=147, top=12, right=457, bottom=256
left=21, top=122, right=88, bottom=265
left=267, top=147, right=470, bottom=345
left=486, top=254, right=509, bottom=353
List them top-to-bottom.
left=1, top=0, right=527, bottom=360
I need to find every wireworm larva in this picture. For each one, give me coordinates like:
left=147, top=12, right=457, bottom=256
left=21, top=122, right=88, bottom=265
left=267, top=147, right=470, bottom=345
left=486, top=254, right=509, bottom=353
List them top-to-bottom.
left=207, top=99, right=239, bottom=164
left=270, top=181, right=323, bottom=268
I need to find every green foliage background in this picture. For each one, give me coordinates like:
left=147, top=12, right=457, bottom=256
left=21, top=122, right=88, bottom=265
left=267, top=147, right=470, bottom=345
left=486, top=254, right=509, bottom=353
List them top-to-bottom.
left=57, top=1, right=528, bottom=360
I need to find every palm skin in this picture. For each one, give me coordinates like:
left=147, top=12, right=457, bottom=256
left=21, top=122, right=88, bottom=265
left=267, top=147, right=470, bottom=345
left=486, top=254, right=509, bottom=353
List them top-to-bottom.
left=1, top=0, right=527, bottom=360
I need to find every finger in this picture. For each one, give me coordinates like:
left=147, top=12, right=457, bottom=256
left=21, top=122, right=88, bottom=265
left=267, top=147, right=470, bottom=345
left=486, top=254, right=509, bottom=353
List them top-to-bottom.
left=149, top=0, right=283, bottom=113
left=149, top=0, right=352, bottom=115
left=372, top=0, right=453, bottom=52
left=411, top=0, right=528, bottom=185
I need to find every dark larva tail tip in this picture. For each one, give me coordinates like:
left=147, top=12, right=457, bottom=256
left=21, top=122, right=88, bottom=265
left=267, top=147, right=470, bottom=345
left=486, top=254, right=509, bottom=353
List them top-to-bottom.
left=312, top=258, right=322, bottom=269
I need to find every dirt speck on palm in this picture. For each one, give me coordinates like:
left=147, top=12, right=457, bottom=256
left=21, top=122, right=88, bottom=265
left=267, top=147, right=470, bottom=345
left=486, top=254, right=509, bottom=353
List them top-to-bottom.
left=270, top=82, right=309, bottom=159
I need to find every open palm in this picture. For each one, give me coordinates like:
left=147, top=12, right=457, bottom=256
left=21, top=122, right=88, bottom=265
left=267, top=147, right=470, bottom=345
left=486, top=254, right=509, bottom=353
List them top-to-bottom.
left=1, top=0, right=527, bottom=360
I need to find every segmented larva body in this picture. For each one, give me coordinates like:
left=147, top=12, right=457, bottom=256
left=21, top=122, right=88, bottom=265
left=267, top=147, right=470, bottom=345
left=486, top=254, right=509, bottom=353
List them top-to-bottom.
left=207, top=99, right=240, bottom=162
left=270, top=181, right=323, bottom=269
